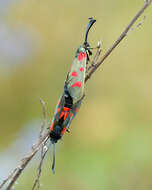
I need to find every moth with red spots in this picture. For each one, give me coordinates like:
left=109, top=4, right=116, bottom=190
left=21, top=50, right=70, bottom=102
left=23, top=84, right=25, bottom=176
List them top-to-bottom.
left=49, top=17, right=96, bottom=173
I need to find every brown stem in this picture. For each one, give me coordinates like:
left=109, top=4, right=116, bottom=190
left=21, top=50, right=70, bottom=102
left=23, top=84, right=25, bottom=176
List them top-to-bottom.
left=85, top=0, right=152, bottom=82
left=6, top=133, right=49, bottom=190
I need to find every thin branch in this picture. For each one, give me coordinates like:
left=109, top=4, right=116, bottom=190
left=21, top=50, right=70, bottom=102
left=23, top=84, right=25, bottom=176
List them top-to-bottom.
left=85, top=0, right=152, bottom=81
left=1, top=1, right=152, bottom=189
left=127, top=15, right=146, bottom=35
left=87, top=41, right=102, bottom=72
left=32, top=98, right=47, bottom=150
left=39, top=98, right=47, bottom=137
left=4, top=99, right=49, bottom=190
left=32, top=99, right=48, bottom=190
left=6, top=133, right=49, bottom=190
left=32, top=145, right=49, bottom=190
left=0, top=168, right=18, bottom=189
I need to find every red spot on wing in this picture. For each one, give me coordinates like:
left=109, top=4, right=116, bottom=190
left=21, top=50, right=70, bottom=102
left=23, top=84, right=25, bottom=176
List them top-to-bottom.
left=78, top=52, right=86, bottom=61
left=78, top=52, right=83, bottom=61
left=80, top=67, right=84, bottom=72
left=72, top=71, right=78, bottom=77
left=72, top=81, right=82, bottom=88
left=57, top=100, right=60, bottom=106
left=56, top=107, right=60, bottom=114
left=59, top=107, right=70, bottom=120
left=63, top=107, right=70, bottom=111
left=63, top=107, right=70, bottom=120
left=75, top=107, right=79, bottom=112
left=59, top=111, right=64, bottom=119
left=64, top=112, right=68, bottom=120
left=70, top=112, right=74, bottom=118
left=50, top=121, right=54, bottom=131
left=61, top=127, right=67, bottom=135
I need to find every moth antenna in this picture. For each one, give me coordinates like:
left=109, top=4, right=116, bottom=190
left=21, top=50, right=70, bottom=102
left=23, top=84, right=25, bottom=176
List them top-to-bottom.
left=84, top=17, right=96, bottom=47
left=52, top=143, right=56, bottom=174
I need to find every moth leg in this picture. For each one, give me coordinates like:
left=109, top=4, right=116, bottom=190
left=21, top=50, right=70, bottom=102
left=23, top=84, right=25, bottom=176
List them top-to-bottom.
left=88, top=41, right=101, bottom=50
left=87, top=42, right=102, bottom=71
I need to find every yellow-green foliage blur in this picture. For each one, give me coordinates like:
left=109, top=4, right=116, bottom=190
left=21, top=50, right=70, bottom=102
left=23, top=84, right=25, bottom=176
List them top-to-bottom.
left=0, top=0, right=152, bottom=189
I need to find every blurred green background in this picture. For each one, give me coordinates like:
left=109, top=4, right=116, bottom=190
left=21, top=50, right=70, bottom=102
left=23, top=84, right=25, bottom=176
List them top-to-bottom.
left=0, top=0, right=152, bottom=189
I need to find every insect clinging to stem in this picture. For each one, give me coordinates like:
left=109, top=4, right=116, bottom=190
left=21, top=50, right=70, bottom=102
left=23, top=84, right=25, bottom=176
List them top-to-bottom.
left=49, top=17, right=96, bottom=173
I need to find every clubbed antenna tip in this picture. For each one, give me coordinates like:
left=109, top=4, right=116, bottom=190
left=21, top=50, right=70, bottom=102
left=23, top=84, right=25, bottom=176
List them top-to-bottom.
left=84, top=17, right=96, bottom=46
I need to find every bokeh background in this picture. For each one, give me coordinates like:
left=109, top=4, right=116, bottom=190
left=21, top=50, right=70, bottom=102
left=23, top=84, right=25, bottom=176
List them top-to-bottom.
left=0, top=0, right=152, bottom=189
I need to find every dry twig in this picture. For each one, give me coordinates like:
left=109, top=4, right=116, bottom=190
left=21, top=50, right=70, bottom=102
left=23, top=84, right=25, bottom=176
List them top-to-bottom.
left=85, top=0, right=152, bottom=81
left=0, top=1, right=152, bottom=189
left=127, top=15, right=146, bottom=35
left=87, top=41, right=102, bottom=72
left=32, top=98, right=48, bottom=190
left=32, top=145, right=49, bottom=190
left=0, top=168, right=18, bottom=189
